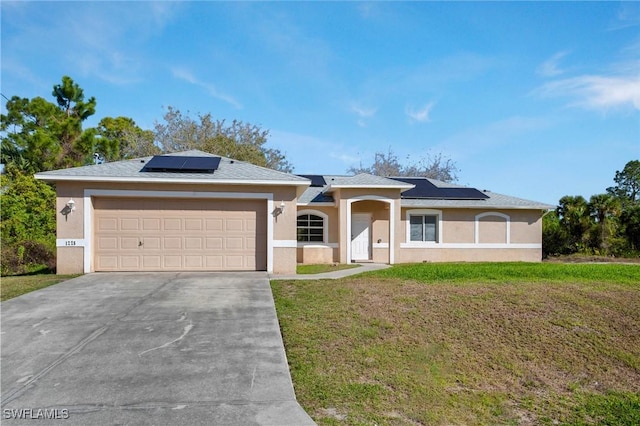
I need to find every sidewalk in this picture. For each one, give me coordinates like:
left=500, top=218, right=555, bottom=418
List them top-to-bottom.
left=270, top=263, right=390, bottom=280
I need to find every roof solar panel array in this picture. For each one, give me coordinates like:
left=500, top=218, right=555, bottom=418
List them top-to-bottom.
left=142, top=156, right=221, bottom=173
left=296, top=174, right=327, bottom=187
left=391, top=177, right=489, bottom=200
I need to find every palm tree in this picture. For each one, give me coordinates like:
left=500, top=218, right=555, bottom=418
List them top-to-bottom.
left=589, top=194, right=621, bottom=254
left=557, top=195, right=591, bottom=252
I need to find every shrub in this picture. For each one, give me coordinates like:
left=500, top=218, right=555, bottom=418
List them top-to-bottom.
left=1, top=240, right=56, bottom=276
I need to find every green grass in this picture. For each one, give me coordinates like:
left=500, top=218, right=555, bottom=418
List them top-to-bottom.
left=368, top=261, right=640, bottom=285
left=272, top=262, right=640, bottom=425
left=296, top=263, right=360, bottom=275
left=1, top=274, right=79, bottom=301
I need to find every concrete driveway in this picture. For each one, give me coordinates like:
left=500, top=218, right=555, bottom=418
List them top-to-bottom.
left=1, top=272, right=314, bottom=425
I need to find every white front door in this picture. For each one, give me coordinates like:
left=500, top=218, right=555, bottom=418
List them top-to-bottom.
left=351, top=214, right=371, bottom=261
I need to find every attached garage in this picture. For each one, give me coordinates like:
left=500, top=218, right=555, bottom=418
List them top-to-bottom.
left=36, top=151, right=310, bottom=275
left=93, top=198, right=267, bottom=271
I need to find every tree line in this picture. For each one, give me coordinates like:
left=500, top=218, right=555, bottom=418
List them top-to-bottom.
left=4, top=75, right=634, bottom=274
left=0, top=76, right=291, bottom=274
left=1, top=76, right=460, bottom=275
left=1, top=76, right=292, bottom=175
left=543, top=160, right=640, bottom=258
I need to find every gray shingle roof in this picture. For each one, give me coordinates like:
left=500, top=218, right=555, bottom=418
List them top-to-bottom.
left=35, top=150, right=310, bottom=186
left=298, top=173, right=553, bottom=210
left=326, top=173, right=414, bottom=188
left=401, top=191, right=554, bottom=210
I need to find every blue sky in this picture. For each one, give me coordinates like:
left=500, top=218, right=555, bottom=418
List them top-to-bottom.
left=1, top=1, right=638, bottom=205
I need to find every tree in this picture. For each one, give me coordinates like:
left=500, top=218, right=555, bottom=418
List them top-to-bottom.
left=1, top=76, right=97, bottom=173
left=154, top=107, right=292, bottom=172
left=95, top=116, right=159, bottom=161
left=348, top=148, right=459, bottom=182
left=607, top=160, right=640, bottom=205
left=0, top=172, right=57, bottom=275
left=588, top=193, right=621, bottom=254
left=556, top=195, right=592, bottom=252
left=620, top=205, right=640, bottom=251
left=542, top=211, right=569, bottom=257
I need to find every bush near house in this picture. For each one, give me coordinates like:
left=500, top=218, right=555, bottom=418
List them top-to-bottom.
left=543, top=160, right=640, bottom=259
left=1, top=171, right=57, bottom=276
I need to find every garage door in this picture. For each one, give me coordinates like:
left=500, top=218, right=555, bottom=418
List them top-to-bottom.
left=94, top=198, right=267, bottom=271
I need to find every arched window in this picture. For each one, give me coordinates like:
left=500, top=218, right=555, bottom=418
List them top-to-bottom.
left=297, top=213, right=326, bottom=242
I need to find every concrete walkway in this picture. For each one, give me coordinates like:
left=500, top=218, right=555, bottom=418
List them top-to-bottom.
left=271, top=263, right=390, bottom=280
left=1, top=272, right=314, bottom=425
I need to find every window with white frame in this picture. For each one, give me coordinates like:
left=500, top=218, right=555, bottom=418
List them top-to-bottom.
left=297, top=213, right=325, bottom=242
left=409, top=214, right=438, bottom=242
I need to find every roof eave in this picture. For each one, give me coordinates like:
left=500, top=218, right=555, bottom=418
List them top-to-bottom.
left=34, top=174, right=311, bottom=187
left=327, top=184, right=414, bottom=190
left=400, top=200, right=554, bottom=210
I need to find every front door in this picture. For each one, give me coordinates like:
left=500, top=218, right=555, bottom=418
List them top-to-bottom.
left=351, top=213, right=371, bottom=261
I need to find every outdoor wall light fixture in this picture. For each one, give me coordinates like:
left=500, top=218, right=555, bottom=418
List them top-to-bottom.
left=66, top=199, right=76, bottom=212
left=280, top=201, right=285, bottom=213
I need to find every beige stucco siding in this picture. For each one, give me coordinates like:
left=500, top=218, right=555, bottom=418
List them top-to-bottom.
left=54, top=181, right=299, bottom=274
left=398, top=208, right=544, bottom=263
left=440, top=210, right=475, bottom=243
left=478, top=215, right=508, bottom=244
left=398, top=247, right=542, bottom=263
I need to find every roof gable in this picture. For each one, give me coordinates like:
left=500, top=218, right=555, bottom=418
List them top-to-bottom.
left=34, top=150, right=310, bottom=187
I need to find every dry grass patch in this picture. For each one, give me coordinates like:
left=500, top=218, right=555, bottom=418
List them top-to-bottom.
left=272, top=263, right=640, bottom=425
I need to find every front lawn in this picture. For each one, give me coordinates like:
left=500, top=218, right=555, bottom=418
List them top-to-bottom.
left=272, top=262, right=640, bottom=425
left=296, top=263, right=360, bottom=275
left=1, top=274, right=79, bottom=301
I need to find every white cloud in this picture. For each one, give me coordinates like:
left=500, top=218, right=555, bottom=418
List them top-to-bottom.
left=2, top=2, right=184, bottom=87
left=537, top=51, right=569, bottom=77
left=535, top=67, right=640, bottom=111
left=171, top=68, right=243, bottom=109
left=405, top=101, right=435, bottom=123
left=350, top=103, right=377, bottom=127
left=351, top=104, right=377, bottom=118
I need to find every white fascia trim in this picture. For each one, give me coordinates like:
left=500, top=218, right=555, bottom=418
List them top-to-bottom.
left=36, top=174, right=310, bottom=187
left=329, top=184, right=413, bottom=190
left=83, top=189, right=275, bottom=274
left=296, top=202, right=335, bottom=207
left=400, top=202, right=553, bottom=210
left=475, top=212, right=511, bottom=244
left=273, top=240, right=298, bottom=248
left=297, top=243, right=339, bottom=248
left=400, top=243, right=541, bottom=249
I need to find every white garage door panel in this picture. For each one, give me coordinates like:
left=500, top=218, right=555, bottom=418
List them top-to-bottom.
left=94, top=198, right=267, bottom=271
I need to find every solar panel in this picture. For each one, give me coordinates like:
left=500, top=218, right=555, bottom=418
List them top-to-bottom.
left=142, top=156, right=221, bottom=173
left=297, top=174, right=327, bottom=187
left=392, top=177, right=489, bottom=200
left=311, top=193, right=334, bottom=203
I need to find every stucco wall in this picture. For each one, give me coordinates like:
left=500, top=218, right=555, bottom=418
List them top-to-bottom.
left=54, top=181, right=300, bottom=274
left=398, top=208, right=544, bottom=263
left=296, top=246, right=337, bottom=264
left=273, top=247, right=296, bottom=274
left=398, top=247, right=542, bottom=263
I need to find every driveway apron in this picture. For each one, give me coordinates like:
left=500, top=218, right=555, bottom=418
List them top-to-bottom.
left=1, top=272, right=315, bottom=425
